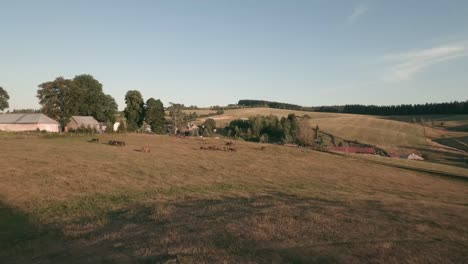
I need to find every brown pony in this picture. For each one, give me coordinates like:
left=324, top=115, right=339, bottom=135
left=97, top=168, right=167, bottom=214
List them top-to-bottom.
left=108, top=140, right=126, bottom=147
left=141, top=146, right=151, bottom=153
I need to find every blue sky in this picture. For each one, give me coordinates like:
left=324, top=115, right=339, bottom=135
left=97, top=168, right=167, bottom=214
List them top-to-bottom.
left=1, top=0, right=468, bottom=110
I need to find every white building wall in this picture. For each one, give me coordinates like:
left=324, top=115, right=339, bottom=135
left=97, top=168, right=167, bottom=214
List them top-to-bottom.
left=0, top=124, right=59, bottom=132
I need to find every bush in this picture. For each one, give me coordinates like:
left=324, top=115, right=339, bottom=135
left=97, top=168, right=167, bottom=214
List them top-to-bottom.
left=203, top=119, right=217, bottom=136
left=105, top=122, right=114, bottom=133
left=69, top=125, right=97, bottom=134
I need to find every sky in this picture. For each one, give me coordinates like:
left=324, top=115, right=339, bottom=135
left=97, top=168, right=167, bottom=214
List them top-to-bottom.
left=1, top=0, right=468, bottom=110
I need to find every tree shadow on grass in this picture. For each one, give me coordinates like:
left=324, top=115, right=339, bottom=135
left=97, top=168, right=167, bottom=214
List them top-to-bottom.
left=2, top=192, right=468, bottom=263
left=0, top=202, right=67, bottom=263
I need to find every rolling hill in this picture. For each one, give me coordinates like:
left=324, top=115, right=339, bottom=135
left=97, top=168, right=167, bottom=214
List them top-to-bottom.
left=195, top=107, right=468, bottom=168
left=196, top=107, right=428, bottom=148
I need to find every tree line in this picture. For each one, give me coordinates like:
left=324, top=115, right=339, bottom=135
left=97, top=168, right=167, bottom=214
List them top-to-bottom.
left=2, top=75, right=192, bottom=134
left=34, top=75, right=167, bottom=133
left=36, top=75, right=118, bottom=129
left=0, top=87, right=9, bottom=111
left=122, top=90, right=165, bottom=133
left=238, top=99, right=468, bottom=116
left=238, top=99, right=315, bottom=111
left=341, top=102, right=468, bottom=115
left=226, top=114, right=313, bottom=145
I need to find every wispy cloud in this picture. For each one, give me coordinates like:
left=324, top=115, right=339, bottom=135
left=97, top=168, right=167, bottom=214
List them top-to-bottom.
left=348, top=4, right=369, bottom=23
left=383, top=43, right=468, bottom=81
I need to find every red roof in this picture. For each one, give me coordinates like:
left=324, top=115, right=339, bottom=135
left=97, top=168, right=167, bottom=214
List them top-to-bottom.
left=328, top=146, right=375, bottom=154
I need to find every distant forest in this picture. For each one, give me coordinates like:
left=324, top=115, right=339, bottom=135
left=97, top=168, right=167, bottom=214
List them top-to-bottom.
left=238, top=99, right=468, bottom=116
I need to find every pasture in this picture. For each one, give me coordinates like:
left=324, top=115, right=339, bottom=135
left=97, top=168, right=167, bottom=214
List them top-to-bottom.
left=1, top=133, right=468, bottom=263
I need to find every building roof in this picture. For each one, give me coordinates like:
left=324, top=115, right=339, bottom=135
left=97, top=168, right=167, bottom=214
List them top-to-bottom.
left=0, top=114, right=58, bottom=124
left=71, top=116, right=99, bottom=126
left=328, top=146, right=376, bottom=154
left=408, top=153, right=424, bottom=160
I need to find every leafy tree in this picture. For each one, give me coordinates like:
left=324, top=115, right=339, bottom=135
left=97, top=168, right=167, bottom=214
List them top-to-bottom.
left=73, top=74, right=118, bottom=123
left=74, top=74, right=102, bottom=116
left=37, top=77, right=83, bottom=129
left=0, top=87, right=9, bottom=111
left=124, top=90, right=145, bottom=131
left=101, top=94, right=118, bottom=123
left=145, top=98, right=165, bottom=134
left=167, top=102, right=187, bottom=134
left=11, top=109, right=40, bottom=113
left=226, top=114, right=312, bottom=145
left=203, top=118, right=217, bottom=136
left=117, top=119, right=127, bottom=133
left=296, top=119, right=313, bottom=146
left=105, top=122, right=114, bottom=133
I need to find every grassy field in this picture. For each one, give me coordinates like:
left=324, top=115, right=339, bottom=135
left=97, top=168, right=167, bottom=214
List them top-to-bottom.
left=196, top=107, right=344, bottom=126
left=307, top=116, right=427, bottom=148
left=1, top=133, right=468, bottom=263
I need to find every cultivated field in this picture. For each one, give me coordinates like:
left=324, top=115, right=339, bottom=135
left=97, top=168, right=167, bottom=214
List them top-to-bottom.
left=1, top=133, right=468, bottom=263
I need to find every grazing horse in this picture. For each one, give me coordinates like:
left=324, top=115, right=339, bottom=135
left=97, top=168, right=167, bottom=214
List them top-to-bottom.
left=108, top=140, right=126, bottom=147
left=141, top=146, right=151, bottom=153
left=224, top=147, right=237, bottom=152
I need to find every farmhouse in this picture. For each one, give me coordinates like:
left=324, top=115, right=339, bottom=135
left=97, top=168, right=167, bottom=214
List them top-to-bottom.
left=0, top=113, right=59, bottom=132
left=66, top=116, right=100, bottom=132
left=408, top=153, right=424, bottom=160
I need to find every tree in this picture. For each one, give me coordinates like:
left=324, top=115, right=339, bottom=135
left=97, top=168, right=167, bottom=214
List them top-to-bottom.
left=73, top=74, right=118, bottom=123
left=37, top=77, right=83, bottom=129
left=0, top=87, right=9, bottom=111
left=124, top=90, right=145, bottom=131
left=100, top=94, right=118, bottom=123
left=145, top=98, right=165, bottom=134
left=167, top=102, right=187, bottom=134
left=203, top=118, right=217, bottom=136
left=296, top=119, right=313, bottom=146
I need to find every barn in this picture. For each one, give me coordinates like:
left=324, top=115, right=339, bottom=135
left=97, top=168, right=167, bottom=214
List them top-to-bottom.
left=0, top=113, right=59, bottom=132
left=65, top=116, right=100, bottom=132
left=328, top=146, right=376, bottom=154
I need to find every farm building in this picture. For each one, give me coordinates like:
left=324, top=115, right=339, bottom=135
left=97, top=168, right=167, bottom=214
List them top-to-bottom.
left=0, top=113, right=59, bottom=132
left=65, top=116, right=100, bottom=132
left=328, top=146, right=376, bottom=154
left=408, top=153, right=424, bottom=160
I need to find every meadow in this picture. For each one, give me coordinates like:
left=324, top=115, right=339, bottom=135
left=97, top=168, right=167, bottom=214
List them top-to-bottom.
left=1, top=133, right=468, bottom=263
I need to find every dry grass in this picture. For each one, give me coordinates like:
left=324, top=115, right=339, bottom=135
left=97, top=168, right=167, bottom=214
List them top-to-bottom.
left=196, top=107, right=344, bottom=126
left=181, top=109, right=218, bottom=116
left=385, top=114, right=468, bottom=132
left=307, top=116, right=427, bottom=148
left=1, top=133, right=468, bottom=263
left=338, top=152, right=468, bottom=179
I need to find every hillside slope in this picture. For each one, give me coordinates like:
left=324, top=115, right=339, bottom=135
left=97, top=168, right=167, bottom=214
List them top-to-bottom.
left=197, top=107, right=428, bottom=148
